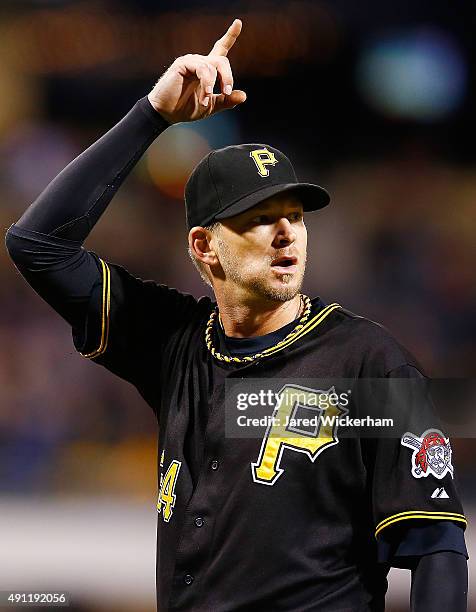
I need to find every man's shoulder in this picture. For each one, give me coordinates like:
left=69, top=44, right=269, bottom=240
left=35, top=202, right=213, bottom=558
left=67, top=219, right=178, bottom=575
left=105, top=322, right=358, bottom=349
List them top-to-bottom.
left=313, top=297, right=395, bottom=338
left=314, top=299, right=423, bottom=375
left=332, top=304, right=396, bottom=339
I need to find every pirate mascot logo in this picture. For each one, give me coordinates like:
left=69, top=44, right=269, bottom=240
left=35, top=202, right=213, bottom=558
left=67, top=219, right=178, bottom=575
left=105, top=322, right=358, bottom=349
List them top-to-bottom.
left=401, top=429, right=453, bottom=479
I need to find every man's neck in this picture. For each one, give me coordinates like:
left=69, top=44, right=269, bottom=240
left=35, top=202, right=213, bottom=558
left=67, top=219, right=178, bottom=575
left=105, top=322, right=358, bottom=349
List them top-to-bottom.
left=215, top=293, right=302, bottom=338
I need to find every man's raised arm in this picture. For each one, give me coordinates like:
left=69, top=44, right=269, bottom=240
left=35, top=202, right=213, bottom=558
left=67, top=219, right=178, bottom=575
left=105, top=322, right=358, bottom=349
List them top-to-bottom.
left=5, top=20, right=245, bottom=318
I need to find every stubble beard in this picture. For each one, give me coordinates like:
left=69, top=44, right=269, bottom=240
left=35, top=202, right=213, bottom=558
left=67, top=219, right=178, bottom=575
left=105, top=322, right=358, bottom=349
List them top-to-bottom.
left=216, top=238, right=306, bottom=303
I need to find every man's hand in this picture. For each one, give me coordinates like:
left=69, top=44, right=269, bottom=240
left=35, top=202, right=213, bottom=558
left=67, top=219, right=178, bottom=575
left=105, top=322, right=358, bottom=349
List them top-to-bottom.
left=148, top=19, right=246, bottom=124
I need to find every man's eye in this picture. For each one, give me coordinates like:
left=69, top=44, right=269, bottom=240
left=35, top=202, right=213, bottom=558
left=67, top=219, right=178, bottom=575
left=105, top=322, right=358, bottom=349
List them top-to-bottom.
left=289, top=212, right=303, bottom=222
left=252, top=215, right=270, bottom=224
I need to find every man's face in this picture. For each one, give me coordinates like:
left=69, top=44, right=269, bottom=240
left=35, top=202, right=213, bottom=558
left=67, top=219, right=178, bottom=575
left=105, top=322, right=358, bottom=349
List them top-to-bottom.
left=211, top=192, right=307, bottom=302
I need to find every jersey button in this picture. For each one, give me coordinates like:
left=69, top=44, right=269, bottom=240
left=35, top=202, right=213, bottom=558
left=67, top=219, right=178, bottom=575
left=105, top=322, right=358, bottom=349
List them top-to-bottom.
left=211, top=459, right=219, bottom=470
left=195, top=517, right=204, bottom=527
left=184, top=574, right=194, bottom=585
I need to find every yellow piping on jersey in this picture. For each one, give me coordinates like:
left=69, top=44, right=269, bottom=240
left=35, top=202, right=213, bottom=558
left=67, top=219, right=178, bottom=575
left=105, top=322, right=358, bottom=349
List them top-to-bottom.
left=80, top=258, right=111, bottom=359
left=258, top=302, right=342, bottom=357
left=375, top=510, right=467, bottom=538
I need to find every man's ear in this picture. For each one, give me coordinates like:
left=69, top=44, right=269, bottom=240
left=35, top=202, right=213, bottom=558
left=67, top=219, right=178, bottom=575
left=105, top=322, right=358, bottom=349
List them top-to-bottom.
left=188, top=227, right=218, bottom=266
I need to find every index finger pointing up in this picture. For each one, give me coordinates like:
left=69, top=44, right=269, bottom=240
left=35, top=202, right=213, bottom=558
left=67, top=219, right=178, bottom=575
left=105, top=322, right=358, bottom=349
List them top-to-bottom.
left=208, top=19, right=242, bottom=57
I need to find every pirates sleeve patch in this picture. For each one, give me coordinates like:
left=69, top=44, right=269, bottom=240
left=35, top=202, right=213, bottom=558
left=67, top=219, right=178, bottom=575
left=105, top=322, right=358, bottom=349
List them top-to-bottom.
left=401, top=429, right=454, bottom=480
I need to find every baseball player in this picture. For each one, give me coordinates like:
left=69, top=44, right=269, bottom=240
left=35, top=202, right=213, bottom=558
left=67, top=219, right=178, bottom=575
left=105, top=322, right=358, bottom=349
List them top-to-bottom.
left=6, top=19, right=468, bottom=611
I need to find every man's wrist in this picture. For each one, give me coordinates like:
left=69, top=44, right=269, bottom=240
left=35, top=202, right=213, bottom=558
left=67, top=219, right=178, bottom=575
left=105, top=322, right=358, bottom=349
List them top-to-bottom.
left=137, top=96, right=171, bottom=131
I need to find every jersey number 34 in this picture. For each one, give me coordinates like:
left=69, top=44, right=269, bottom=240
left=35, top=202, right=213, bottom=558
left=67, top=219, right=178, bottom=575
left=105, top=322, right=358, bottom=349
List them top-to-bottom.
left=157, top=458, right=182, bottom=522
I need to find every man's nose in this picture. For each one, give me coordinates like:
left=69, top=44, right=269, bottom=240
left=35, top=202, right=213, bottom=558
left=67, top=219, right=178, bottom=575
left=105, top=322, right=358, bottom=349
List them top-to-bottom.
left=272, top=218, right=296, bottom=248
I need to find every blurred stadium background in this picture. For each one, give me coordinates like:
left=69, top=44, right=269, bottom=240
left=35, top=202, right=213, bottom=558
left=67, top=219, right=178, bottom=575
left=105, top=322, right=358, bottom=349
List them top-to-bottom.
left=0, top=0, right=474, bottom=610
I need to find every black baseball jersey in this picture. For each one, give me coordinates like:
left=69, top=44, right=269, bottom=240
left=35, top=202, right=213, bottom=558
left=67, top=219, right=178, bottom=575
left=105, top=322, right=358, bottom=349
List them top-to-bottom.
left=71, top=255, right=466, bottom=612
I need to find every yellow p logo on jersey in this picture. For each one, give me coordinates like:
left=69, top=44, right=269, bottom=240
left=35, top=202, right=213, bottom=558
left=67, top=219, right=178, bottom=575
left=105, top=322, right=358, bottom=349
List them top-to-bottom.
left=250, top=148, right=278, bottom=177
left=251, top=385, right=348, bottom=485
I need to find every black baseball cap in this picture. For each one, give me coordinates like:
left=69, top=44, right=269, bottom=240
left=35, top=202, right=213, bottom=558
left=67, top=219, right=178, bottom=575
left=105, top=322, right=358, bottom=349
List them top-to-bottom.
left=184, top=143, right=330, bottom=230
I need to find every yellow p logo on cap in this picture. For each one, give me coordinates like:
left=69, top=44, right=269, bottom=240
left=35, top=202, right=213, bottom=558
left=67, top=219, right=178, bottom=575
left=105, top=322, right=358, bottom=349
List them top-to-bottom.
left=250, top=148, right=278, bottom=177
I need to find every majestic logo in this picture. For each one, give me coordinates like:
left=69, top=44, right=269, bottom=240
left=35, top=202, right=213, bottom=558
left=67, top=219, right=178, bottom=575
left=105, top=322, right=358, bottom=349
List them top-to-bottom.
left=250, top=148, right=278, bottom=177
left=252, top=385, right=349, bottom=486
left=401, top=429, right=453, bottom=480
left=431, top=487, right=449, bottom=498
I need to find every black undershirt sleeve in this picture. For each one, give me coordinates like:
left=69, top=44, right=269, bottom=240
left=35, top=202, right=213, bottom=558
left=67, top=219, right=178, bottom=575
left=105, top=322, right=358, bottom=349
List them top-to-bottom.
left=5, top=96, right=169, bottom=332
left=12, top=96, right=169, bottom=240
left=410, top=551, right=468, bottom=611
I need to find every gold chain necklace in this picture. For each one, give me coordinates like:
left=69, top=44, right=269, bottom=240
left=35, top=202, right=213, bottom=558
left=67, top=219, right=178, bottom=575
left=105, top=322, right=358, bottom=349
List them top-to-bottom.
left=205, top=294, right=312, bottom=364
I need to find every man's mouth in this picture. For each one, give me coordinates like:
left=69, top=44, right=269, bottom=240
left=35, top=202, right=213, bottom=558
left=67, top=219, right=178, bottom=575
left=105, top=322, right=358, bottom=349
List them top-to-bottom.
left=271, top=256, right=298, bottom=274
